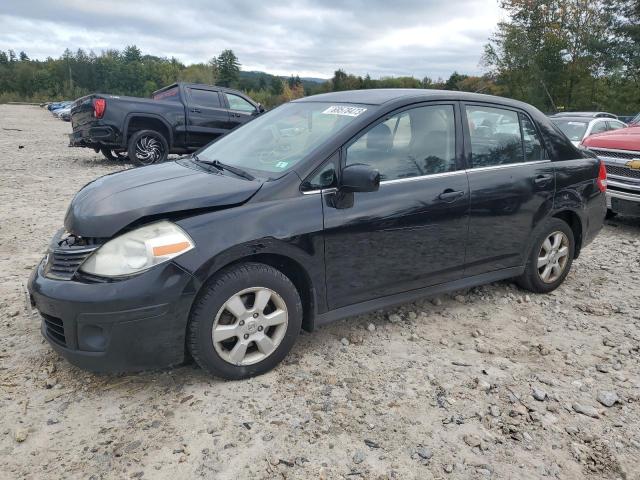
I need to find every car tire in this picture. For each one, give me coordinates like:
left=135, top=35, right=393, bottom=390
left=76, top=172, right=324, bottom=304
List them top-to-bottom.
left=127, top=129, right=168, bottom=166
left=100, top=148, right=128, bottom=161
left=605, top=209, right=617, bottom=219
left=516, top=218, right=575, bottom=294
left=187, top=262, right=303, bottom=380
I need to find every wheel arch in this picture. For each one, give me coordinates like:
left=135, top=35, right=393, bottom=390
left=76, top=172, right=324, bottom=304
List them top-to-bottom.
left=124, top=113, right=173, bottom=148
left=551, top=209, right=583, bottom=258
left=187, top=250, right=319, bottom=334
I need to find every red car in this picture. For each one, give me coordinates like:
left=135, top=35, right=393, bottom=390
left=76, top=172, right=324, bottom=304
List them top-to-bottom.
left=582, top=126, right=640, bottom=217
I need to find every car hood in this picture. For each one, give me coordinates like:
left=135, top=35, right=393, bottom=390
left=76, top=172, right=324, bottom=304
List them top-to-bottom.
left=582, top=126, right=640, bottom=151
left=64, top=160, right=262, bottom=238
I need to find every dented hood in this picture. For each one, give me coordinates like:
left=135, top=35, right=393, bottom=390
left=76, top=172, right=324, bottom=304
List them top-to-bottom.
left=64, top=160, right=262, bottom=237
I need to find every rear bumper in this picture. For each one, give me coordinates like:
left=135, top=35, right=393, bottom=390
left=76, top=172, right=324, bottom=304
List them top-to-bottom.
left=69, top=125, right=121, bottom=148
left=28, top=258, right=199, bottom=372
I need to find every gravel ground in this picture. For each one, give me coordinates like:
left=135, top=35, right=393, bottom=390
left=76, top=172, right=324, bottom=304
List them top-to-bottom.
left=1, top=105, right=639, bottom=480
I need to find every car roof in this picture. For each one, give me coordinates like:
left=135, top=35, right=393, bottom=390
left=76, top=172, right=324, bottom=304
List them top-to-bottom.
left=153, top=82, right=247, bottom=96
left=293, top=88, right=536, bottom=110
left=550, top=111, right=617, bottom=119
left=551, top=116, right=601, bottom=123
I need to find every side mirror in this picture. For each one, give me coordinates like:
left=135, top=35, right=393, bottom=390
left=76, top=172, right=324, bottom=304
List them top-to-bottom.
left=257, top=103, right=266, bottom=113
left=340, top=164, right=380, bottom=193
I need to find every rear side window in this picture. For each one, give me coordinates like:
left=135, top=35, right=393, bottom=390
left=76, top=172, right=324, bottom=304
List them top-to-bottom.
left=153, top=87, right=181, bottom=102
left=189, top=88, right=221, bottom=108
left=225, top=93, right=256, bottom=112
left=466, top=106, right=545, bottom=167
left=466, top=106, right=522, bottom=167
left=520, top=113, right=544, bottom=161
left=607, top=121, right=625, bottom=131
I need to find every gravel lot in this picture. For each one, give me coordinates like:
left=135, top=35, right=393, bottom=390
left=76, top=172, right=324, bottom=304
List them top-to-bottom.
left=1, top=104, right=639, bottom=480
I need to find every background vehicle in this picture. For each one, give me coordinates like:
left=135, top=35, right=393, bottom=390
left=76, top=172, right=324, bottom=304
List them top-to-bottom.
left=69, top=82, right=265, bottom=165
left=29, top=90, right=605, bottom=379
left=47, top=101, right=72, bottom=112
left=54, top=105, right=72, bottom=121
left=550, top=111, right=617, bottom=119
left=625, top=113, right=640, bottom=126
left=552, top=116, right=627, bottom=146
left=582, top=126, right=640, bottom=217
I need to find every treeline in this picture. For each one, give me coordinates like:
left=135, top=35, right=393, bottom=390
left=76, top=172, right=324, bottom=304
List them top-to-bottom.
left=0, top=0, right=637, bottom=113
left=0, top=46, right=311, bottom=107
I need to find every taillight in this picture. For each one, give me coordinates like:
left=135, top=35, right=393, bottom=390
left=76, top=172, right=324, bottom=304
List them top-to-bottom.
left=93, top=98, right=106, bottom=119
left=597, top=160, right=607, bottom=192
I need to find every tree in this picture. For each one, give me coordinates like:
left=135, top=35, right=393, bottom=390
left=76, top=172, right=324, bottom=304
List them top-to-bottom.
left=482, top=0, right=620, bottom=111
left=123, top=45, right=142, bottom=63
left=215, top=49, right=240, bottom=87
left=19, top=51, right=29, bottom=61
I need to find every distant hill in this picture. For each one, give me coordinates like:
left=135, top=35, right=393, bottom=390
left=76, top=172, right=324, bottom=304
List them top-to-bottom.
left=239, top=70, right=328, bottom=91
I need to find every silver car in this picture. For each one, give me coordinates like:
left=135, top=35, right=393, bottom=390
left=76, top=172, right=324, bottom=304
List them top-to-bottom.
left=552, top=116, right=627, bottom=147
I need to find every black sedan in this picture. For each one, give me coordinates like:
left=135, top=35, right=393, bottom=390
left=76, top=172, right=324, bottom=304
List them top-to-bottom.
left=29, top=89, right=607, bottom=379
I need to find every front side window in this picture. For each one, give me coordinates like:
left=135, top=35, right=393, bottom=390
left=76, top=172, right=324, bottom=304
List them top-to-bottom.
left=189, top=88, right=221, bottom=108
left=225, top=93, right=256, bottom=112
left=198, top=102, right=371, bottom=175
left=346, top=104, right=456, bottom=181
left=466, top=106, right=523, bottom=167
left=590, top=121, right=607, bottom=135
left=302, top=158, right=338, bottom=191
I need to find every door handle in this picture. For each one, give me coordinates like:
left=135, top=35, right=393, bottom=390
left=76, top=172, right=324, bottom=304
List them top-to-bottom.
left=190, top=108, right=201, bottom=113
left=534, top=174, right=553, bottom=185
left=438, top=189, right=464, bottom=202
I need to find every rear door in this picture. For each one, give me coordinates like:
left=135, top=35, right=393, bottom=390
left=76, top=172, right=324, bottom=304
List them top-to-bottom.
left=185, top=87, right=230, bottom=147
left=222, top=92, right=259, bottom=130
left=322, top=102, right=470, bottom=309
left=462, top=103, right=554, bottom=276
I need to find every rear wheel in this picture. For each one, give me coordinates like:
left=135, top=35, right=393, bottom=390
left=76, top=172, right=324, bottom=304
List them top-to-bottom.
left=127, top=129, right=168, bottom=166
left=100, top=148, right=127, bottom=161
left=516, top=218, right=575, bottom=293
left=187, top=263, right=302, bottom=380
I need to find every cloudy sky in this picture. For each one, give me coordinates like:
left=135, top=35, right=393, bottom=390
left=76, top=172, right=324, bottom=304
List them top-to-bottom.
left=0, top=0, right=503, bottom=79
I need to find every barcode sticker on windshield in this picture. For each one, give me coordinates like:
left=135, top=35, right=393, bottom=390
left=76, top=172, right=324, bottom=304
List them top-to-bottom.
left=322, top=106, right=367, bottom=117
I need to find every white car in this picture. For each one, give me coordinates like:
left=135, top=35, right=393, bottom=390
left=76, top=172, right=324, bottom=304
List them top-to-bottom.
left=551, top=116, right=627, bottom=146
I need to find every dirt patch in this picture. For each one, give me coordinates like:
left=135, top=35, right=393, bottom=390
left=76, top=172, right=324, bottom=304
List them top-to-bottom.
left=1, top=105, right=639, bottom=479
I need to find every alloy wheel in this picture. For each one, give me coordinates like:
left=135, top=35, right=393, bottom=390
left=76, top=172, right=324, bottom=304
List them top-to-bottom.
left=135, top=136, right=163, bottom=164
left=537, top=231, right=569, bottom=283
left=211, top=287, right=288, bottom=366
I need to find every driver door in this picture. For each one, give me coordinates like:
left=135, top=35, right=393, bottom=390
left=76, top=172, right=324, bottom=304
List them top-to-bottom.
left=322, top=103, right=470, bottom=310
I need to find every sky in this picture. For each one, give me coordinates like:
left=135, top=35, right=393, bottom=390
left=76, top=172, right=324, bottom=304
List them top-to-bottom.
left=0, top=0, right=503, bottom=80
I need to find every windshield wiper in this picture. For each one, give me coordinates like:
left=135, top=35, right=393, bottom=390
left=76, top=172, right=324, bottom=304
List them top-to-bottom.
left=192, top=155, right=255, bottom=181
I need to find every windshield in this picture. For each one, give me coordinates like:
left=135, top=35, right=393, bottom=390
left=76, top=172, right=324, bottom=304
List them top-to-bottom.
left=197, top=102, right=370, bottom=175
left=554, top=120, right=588, bottom=141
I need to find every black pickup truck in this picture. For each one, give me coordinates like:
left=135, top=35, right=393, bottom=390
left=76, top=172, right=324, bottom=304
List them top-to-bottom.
left=69, top=83, right=265, bottom=165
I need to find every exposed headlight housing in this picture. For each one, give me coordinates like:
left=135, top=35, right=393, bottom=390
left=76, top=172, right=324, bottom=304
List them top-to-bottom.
left=79, top=221, right=194, bottom=277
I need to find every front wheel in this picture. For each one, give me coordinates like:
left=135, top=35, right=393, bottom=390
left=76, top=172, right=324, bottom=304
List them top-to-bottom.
left=127, top=130, right=168, bottom=166
left=516, top=218, right=575, bottom=293
left=187, top=263, right=303, bottom=380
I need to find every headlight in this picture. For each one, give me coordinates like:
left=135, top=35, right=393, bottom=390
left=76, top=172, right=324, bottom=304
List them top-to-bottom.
left=79, top=221, right=194, bottom=277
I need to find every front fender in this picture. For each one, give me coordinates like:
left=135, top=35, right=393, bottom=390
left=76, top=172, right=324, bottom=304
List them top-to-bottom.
left=173, top=194, right=326, bottom=312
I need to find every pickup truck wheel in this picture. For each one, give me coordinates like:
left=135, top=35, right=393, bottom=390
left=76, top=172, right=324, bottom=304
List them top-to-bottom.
left=127, top=130, right=168, bottom=166
left=100, top=148, right=127, bottom=161
left=516, top=218, right=575, bottom=294
left=187, top=262, right=303, bottom=380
